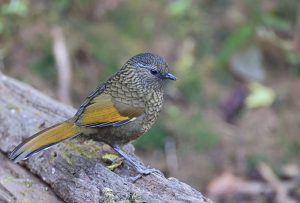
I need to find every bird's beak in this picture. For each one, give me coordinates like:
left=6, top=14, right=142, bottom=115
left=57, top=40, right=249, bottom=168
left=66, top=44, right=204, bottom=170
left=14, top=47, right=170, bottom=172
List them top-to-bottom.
left=164, top=73, right=177, bottom=81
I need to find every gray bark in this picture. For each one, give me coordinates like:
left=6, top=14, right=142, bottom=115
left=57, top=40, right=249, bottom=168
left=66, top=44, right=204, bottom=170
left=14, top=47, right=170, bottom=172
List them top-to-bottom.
left=0, top=73, right=212, bottom=203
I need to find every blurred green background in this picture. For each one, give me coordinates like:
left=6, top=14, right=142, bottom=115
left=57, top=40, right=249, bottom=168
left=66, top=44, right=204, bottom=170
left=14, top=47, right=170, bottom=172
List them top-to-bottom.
left=1, top=0, right=300, bottom=202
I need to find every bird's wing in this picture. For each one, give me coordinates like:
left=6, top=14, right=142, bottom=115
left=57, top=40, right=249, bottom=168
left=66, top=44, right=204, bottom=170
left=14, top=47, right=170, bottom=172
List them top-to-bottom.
left=75, top=92, right=144, bottom=128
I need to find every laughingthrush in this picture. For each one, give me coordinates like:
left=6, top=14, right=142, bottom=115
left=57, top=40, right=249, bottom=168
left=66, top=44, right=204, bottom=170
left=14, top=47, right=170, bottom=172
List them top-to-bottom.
left=9, top=53, right=176, bottom=177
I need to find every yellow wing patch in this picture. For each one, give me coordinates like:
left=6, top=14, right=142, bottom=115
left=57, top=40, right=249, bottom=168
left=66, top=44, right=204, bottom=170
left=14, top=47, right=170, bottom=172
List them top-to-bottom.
left=79, top=93, right=130, bottom=125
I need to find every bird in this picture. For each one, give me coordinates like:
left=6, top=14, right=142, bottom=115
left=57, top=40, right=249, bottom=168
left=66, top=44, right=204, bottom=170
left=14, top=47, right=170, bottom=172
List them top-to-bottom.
left=9, top=52, right=176, bottom=178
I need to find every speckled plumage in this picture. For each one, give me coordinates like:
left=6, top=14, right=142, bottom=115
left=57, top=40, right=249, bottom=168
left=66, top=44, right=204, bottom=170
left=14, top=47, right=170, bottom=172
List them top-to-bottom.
left=10, top=53, right=176, bottom=163
left=72, top=53, right=169, bottom=145
left=76, top=74, right=164, bottom=145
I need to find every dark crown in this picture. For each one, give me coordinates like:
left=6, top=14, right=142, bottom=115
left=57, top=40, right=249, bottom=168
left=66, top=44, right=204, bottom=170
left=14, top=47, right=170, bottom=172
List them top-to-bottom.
left=126, top=53, right=167, bottom=67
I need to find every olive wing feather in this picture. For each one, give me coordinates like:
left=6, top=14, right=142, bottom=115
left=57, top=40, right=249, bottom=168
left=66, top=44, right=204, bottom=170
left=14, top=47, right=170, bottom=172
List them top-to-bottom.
left=76, top=93, right=144, bottom=128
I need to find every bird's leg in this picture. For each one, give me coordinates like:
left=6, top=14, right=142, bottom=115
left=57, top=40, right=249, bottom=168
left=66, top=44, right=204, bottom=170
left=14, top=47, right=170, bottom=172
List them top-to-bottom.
left=112, top=145, right=161, bottom=180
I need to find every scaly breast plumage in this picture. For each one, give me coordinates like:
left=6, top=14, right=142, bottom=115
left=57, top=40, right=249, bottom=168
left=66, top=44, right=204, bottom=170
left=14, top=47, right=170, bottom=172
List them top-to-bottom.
left=142, top=91, right=163, bottom=132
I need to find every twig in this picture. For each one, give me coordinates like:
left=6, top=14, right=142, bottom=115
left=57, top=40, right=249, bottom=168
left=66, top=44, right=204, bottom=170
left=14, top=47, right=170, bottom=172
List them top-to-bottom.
left=51, top=26, right=72, bottom=105
left=258, top=162, right=297, bottom=203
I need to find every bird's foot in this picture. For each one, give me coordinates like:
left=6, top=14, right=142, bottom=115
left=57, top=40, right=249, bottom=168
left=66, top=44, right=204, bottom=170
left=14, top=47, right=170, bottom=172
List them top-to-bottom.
left=112, top=145, right=163, bottom=182
left=129, top=166, right=161, bottom=182
left=136, top=166, right=161, bottom=175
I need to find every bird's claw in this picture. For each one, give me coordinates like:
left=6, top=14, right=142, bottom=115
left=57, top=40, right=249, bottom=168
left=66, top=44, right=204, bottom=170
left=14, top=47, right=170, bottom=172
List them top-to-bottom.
left=112, top=145, right=163, bottom=182
left=129, top=166, right=162, bottom=182
left=136, top=167, right=161, bottom=175
left=129, top=174, right=143, bottom=183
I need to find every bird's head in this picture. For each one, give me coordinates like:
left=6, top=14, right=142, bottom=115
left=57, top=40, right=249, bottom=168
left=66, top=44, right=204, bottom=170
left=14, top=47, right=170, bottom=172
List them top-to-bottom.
left=123, top=53, right=176, bottom=91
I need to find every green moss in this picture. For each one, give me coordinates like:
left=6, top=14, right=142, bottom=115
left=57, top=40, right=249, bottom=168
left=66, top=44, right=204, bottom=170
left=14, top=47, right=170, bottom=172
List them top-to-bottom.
left=6, top=103, right=21, bottom=112
left=63, top=139, right=103, bottom=161
left=61, top=140, right=122, bottom=170
left=60, top=148, right=74, bottom=165
left=101, top=154, right=123, bottom=171
left=1, top=176, right=15, bottom=184
left=2, top=176, right=34, bottom=187
left=24, top=179, right=33, bottom=188
left=101, top=187, right=142, bottom=203
left=102, top=188, right=115, bottom=203
left=19, top=191, right=26, bottom=197
left=128, top=193, right=142, bottom=203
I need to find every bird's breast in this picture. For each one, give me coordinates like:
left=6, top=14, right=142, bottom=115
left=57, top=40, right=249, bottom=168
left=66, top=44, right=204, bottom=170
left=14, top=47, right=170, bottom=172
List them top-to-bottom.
left=142, top=90, right=164, bottom=132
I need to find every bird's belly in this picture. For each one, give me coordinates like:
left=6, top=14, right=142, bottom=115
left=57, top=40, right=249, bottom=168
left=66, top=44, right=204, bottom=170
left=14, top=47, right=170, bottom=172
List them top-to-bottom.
left=84, top=117, right=145, bottom=145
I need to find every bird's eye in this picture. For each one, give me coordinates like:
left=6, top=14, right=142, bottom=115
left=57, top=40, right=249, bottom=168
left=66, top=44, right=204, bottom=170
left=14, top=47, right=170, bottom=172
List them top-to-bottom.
left=150, top=69, right=158, bottom=75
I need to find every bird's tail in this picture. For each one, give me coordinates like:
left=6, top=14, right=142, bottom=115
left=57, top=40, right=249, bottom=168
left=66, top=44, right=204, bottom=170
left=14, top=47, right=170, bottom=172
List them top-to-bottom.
left=9, top=120, right=80, bottom=163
